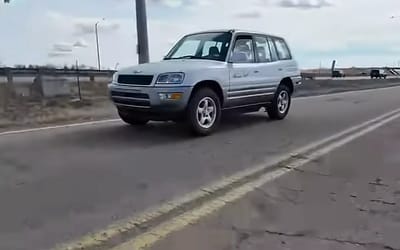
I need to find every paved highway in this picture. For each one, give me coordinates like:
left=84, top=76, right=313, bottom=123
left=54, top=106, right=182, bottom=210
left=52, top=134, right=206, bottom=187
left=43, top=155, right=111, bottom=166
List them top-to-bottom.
left=1, top=86, right=400, bottom=250
left=152, top=116, right=400, bottom=250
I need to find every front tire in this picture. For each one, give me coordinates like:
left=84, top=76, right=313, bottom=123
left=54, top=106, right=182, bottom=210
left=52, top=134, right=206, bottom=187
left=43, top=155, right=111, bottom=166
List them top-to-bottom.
left=267, top=85, right=291, bottom=120
left=187, top=88, right=221, bottom=136
left=118, top=110, right=149, bottom=126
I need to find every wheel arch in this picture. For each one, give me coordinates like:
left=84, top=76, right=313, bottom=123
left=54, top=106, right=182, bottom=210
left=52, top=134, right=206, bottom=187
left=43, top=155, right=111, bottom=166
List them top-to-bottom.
left=279, top=77, right=294, bottom=95
left=190, top=80, right=225, bottom=105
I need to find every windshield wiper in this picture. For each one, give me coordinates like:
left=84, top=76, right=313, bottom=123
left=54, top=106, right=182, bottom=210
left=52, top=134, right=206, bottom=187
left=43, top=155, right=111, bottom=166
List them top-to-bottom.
left=165, top=55, right=203, bottom=60
left=165, top=55, right=222, bottom=61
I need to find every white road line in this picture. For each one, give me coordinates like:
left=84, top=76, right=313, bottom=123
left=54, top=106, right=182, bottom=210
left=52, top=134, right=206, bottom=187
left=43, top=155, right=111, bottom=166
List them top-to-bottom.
left=112, top=109, right=400, bottom=250
left=0, top=119, right=120, bottom=137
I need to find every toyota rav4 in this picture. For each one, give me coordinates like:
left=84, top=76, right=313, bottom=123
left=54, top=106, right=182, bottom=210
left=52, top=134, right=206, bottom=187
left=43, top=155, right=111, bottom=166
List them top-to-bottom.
left=109, top=29, right=301, bottom=135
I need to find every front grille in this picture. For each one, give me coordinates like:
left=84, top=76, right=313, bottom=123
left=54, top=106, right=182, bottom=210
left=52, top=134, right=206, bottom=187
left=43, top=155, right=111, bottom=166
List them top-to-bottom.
left=117, top=75, right=154, bottom=85
left=111, top=90, right=150, bottom=108
left=111, top=91, right=149, bottom=100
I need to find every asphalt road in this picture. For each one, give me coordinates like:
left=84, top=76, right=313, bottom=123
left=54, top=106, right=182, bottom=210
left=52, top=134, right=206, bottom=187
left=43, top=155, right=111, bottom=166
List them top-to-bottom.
left=1, top=86, right=400, bottom=250
left=153, top=113, right=400, bottom=250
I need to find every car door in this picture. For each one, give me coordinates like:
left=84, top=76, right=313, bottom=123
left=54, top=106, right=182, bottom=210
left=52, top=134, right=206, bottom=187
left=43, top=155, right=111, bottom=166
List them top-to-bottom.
left=227, top=35, right=259, bottom=107
left=251, top=35, right=282, bottom=101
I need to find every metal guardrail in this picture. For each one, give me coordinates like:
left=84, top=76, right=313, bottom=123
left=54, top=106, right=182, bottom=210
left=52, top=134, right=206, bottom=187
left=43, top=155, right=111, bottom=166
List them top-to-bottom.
left=0, top=68, right=115, bottom=77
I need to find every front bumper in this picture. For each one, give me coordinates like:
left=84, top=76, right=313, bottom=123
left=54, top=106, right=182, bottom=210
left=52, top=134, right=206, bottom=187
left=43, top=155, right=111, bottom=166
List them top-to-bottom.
left=108, top=83, right=192, bottom=120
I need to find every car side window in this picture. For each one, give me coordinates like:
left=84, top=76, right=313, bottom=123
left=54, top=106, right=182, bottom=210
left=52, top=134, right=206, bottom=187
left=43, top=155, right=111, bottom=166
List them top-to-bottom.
left=254, top=36, right=272, bottom=63
left=230, top=37, right=255, bottom=63
left=267, top=37, right=278, bottom=61
left=273, top=38, right=292, bottom=60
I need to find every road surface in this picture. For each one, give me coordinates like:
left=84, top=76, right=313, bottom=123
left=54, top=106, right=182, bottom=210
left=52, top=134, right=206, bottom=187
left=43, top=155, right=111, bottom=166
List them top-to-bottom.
left=1, top=86, right=400, bottom=250
left=152, top=114, right=400, bottom=250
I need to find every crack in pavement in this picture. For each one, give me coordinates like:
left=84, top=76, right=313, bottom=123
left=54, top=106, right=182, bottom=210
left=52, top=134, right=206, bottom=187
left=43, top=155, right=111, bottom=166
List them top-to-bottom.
left=284, top=166, right=334, bottom=178
left=369, top=178, right=389, bottom=187
left=277, top=186, right=305, bottom=193
left=255, top=187, right=300, bottom=206
left=370, top=199, right=397, bottom=206
left=232, top=227, right=400, bottom=250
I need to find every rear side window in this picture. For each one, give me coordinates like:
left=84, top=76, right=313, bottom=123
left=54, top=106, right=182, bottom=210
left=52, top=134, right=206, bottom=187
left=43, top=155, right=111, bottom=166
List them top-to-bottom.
left=254, top=36, right=272, bottom=63
left=267, top=37, right=278, bottom=61
left=273, top=38, right=292, bottom=60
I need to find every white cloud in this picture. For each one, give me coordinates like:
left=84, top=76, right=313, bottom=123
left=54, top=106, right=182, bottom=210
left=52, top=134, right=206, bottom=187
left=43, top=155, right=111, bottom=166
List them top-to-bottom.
left=149, top=0, right=184, bottom=8
left=194, top=0, right=213, bottom=6
left=277, top=0, right=332, bottom=9
left=234, top=10, right=262, bottom=19
left=46, top=11, right=120, bottom=36
left=74, top=21, right=120, bottom=36
left=73, top=39, right=89, bottom=48
left=52, top=43, right=73, bottom=52
left=48, top=51, right=72, bottom=58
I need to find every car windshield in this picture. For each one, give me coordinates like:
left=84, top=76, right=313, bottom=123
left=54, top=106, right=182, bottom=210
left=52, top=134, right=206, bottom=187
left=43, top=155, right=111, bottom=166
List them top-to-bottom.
left=164, top=32, right=232, bottom=62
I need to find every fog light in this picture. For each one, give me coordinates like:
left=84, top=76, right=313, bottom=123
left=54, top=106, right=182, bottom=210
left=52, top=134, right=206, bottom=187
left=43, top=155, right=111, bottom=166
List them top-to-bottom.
left=158, top=92, right=183, bottom=100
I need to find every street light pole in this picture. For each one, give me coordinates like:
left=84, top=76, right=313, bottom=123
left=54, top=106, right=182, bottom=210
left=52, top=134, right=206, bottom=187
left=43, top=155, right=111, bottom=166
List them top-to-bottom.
left=135, top=0, right=150, bottom=64
left=95, top=18, right=105, bottom=71
left=95, top=22, right=100, bottom=70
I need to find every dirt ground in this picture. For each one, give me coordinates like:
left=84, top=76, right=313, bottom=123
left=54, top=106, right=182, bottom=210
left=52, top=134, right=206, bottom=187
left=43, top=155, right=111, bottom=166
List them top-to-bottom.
left=0, top=81, right=116, bottom=131
left=0, top=97, right=116, bottom=131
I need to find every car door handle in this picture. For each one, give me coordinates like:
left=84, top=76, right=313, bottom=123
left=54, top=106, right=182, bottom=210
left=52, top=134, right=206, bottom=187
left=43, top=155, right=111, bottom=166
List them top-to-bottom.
left=278, top=68, right=283, bottom=71
left=254, top=70, right=259, bottom=73
left=233, top=73, right=249, bottom=78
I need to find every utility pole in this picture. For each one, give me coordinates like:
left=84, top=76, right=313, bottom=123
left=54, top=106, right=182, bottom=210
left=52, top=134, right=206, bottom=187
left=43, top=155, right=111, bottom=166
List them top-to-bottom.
left=135, top=0, right=150, bottom=64
left=95, top=18, right=105, bottom=71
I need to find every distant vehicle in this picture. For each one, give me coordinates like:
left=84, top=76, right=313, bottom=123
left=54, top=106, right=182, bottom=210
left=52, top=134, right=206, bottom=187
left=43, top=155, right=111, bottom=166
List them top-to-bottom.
left=109, top=29, right=301, bottom=135
left=370, top=69, right=387, bottom=79
left=332, top=70, right=345, bottom=78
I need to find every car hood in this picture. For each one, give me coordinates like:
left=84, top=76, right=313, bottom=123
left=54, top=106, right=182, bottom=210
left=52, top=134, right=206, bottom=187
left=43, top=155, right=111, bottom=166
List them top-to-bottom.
left=117, top=59, right=226, bottom=75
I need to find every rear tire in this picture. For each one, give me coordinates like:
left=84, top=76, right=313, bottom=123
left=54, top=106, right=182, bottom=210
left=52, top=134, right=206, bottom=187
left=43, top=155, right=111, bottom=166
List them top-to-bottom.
left=267, top=85, right=291, bottom=120
left=186, top=88, right=221, bottom=136
left=118, top=110, right=149, bottom=125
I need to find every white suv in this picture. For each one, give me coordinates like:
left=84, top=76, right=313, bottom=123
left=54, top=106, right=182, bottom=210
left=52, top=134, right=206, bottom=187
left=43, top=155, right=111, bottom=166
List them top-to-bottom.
left=109, top=29, right=301, bottom=135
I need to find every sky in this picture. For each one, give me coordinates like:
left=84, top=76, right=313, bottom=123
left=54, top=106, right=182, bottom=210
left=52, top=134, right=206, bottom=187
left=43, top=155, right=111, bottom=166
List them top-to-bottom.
left=0, top=0, right=400, bottom=69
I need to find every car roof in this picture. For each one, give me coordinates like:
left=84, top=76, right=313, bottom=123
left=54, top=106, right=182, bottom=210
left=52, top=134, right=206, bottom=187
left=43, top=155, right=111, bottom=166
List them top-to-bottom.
left=186, top=29, right=283, bottom=39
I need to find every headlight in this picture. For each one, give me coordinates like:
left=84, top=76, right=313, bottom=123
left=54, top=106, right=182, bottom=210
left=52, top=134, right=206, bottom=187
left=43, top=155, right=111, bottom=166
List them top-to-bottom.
left=112, top=73, right=118, bottom=82
left=156, top=73, right=185, bottom=84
